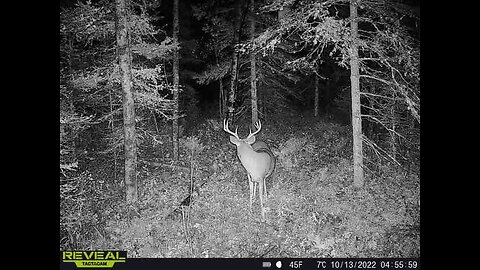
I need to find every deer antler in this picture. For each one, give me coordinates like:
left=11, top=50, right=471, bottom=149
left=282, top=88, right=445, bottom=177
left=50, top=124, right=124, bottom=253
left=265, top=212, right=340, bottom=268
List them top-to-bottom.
left=223, top=119, right=240, bottom=140
left=246, top=120, right=262, bottom=140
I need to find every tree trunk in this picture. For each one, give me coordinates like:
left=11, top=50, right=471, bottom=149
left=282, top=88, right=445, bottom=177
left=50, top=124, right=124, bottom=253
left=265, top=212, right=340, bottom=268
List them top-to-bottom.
left=116, top=0, right=137, bottom=202
left=172, top=0, right=180, bottom=160
left=228, top=0, right=242, bottom=121
left=250, top=0, right=258, bottom=125
left=349, top=0, right=364, bottom=188
left=66, top=36, right=78, bottom=163
left=215, top=50, right=225, bottom=119
left=228, top=53, right=238, bottom=121
left=314, top=65, right=319, bottom=117
left=219, top=78, right=224, bottom=119
left=324, top=82, right=330, bottom=114
left=258, top=83, right=265, bottom=120
left=109, top=88, right=118, bottom=182
left=389, top=91, right=397, bottom=161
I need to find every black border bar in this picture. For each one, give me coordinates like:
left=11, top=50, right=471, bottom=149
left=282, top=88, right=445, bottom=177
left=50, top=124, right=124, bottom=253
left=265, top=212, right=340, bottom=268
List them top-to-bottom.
left=60, top=258, right=420, bottom=270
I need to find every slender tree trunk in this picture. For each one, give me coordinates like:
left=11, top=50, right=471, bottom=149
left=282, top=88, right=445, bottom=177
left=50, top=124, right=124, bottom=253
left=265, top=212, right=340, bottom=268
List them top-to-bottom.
left=116, top=0, right=137, bottom=202
left=172, top=0, right=180, bottom=160
left=228, top=0, right=242, bottom=121
left=250, top=0, right=258, bottom=125
left=349, top=0, right=364, bottom=188
left=65, top=35, right=79, bottom=162
left=69, top=43, right=79, bottom=163
left=215, top=50, right=225, bottom=119
left=228, top=53, right=238, bottom=121
left=228, top=57, right=238, bottom=121
left=314, top=67, right=319, bottom=117
left=219, top=78, right=224, bottom=119
left=222, top=79, right=227, bottom=118
left=324, top=82, right=330, bottom=114
left=259, top=85, right=265, bottom=120
left=109, top=89, right=118, bottom=182
left=389, top=91, right=397, bottom=161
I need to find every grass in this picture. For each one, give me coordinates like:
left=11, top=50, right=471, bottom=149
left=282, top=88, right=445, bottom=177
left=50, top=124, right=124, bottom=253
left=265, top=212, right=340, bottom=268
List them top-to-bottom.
left=60, top=114, right=420, bottom=258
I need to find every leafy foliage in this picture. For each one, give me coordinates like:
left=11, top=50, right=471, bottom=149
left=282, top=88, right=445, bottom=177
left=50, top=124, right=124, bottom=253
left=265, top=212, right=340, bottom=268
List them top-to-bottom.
left=59, top=0, right=177, bottom=159
left=60, top=0, right=177, bottom=249
left=60, top=0, right=115, bottom=44
left=251, top=0, right=420, bottom=171
left=96, top=115, right=419, bottom=257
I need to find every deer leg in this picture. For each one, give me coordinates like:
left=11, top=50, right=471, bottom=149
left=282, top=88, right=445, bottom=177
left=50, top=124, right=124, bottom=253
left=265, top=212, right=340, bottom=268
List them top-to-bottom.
left=248, top=174, right=253, bottom=213
left=258, top=177, right=265, bottom=220
left=262, top=178, right=267, bottom=203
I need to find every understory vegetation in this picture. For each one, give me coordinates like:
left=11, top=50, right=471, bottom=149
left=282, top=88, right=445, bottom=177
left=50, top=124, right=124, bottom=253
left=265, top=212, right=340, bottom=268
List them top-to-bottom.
left=60, top=114, right=419, bottom=257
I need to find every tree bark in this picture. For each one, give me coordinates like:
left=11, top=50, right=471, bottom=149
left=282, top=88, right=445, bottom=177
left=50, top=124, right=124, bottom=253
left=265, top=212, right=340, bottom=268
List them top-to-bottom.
left=116, top=0, right=137, bottom=202
left=172, top=0, right=180, bottom=160
left=228, top=0, right=243, bottom=121
left=250, top=0, right=258, bottom=125
left=349, top=0, right=364, bottom=188
left=215, top=49, right=225, bottom=119
left=314, top=65, right=319, bottom=117
left=219, top=77, right=224, bottom=119
left=389, top=91, right=397, bottom=161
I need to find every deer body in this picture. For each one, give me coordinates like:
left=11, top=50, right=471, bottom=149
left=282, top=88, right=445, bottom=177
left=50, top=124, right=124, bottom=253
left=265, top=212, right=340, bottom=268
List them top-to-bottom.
left=224, top=120, right=275, bottom=220
left=251, top=141, right=275, bottom=178
left=235, top=142, right=272, bottom=180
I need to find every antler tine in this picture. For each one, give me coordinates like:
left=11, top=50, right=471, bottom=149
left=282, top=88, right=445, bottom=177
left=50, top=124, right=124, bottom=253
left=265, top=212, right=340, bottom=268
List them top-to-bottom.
left=223, top=119, right=240, bottom=139
left=246, top=120, right=262, bottom=139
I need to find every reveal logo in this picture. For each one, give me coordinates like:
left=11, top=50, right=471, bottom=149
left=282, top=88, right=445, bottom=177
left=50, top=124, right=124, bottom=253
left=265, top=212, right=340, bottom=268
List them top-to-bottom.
left=61, top=251, right=126, bottom=268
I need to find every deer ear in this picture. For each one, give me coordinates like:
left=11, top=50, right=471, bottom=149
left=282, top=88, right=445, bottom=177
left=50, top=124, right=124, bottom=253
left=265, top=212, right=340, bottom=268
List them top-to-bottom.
left=245, top=135, right=256, bottom=144
left=230, top=136, right=240, bottom=145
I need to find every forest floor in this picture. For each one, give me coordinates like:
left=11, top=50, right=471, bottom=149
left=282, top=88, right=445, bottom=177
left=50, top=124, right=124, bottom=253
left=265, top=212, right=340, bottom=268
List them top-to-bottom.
left=62, top=113, right=420, bottom=258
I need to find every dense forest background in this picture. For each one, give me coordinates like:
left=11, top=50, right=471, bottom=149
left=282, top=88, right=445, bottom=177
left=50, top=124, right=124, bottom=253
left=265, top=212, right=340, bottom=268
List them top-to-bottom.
left=60, top=0, right=420, bottom=257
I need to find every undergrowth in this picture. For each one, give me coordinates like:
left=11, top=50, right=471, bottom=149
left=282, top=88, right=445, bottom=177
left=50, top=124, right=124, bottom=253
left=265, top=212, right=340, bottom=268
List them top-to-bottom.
left=61, top=116, right=420, bottom=258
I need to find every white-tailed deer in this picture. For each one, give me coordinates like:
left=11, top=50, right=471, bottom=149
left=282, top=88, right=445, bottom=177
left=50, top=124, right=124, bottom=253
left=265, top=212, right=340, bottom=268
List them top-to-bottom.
left=223, top=119, right=275, bottom=220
